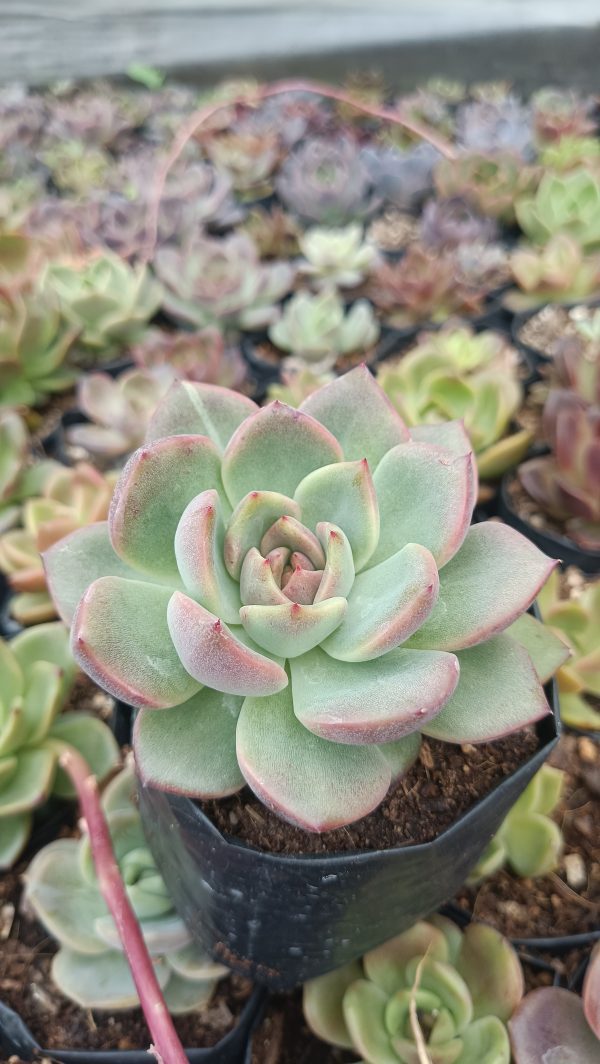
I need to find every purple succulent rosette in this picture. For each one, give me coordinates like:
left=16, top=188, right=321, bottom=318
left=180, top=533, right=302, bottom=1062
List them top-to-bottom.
left=44, top=368, right=566, bottom=833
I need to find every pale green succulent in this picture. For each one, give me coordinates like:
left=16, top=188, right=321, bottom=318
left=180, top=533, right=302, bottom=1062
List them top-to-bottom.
left=540, top=136, right=600, bottom=173
left=39, top=139, right=113, bottom=196
left=515, top=169, right=600, bottom=249
left=298, top=224, right=380, bottom=289
left=504, top=233, right=600, bottom=312
left=43, top=252, right=163, bottom=363
left=0, top=287, right=79, bottom=407
left=269, top=289, right=380, bottom=370
left=376, top=327, right=532, bottom=481
left=267, top=366, right=335, bottom=407
left=44, top=368, right=567, bottom=833
left=0, top=411, right=57, bottom=535
left=536, top=570, right=600, bottom=731
left=0, top=622, right=119, bottom=868
left=24, top=763, right=228, bottom=1012
left=468, top=764, right=564, bottom=882
left=304, top=916, right=524, bottom=1064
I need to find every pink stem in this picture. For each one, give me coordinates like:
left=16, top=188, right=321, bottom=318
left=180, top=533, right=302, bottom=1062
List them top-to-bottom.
left=141, top=76, right=456, bottom=261
left=59, top=748, right=188, bottom=1064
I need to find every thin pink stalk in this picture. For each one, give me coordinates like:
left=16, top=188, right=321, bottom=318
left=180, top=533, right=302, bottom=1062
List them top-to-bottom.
left=141, top=76, right=456, bottom=262
left=59, top=748, right=188, bottom=1064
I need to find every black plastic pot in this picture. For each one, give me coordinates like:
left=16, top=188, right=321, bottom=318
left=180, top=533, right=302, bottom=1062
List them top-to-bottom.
left=511, top=298, right=600, bottom=374
left=240, top=332, right=282, bottom=390
left=41, top=408, right=90, bottom=465
left=499, top=472, right=600, bottom=575
left=0, top=572, right=20, bottom=640
left=138, top=668, right=559, bottom=990
left=0, top=987, right=265, bottom=1064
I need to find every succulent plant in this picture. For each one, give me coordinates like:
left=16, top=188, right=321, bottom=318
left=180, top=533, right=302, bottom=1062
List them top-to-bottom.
left=45, top=87, right=145, bottom=148
left=392, top=87, right=455, bottom=144
left=532, top=87, right=597, bottom=144
left=456, top=97, right=535, bottom=159
left=204, top=129, right=280, bottom=195
left=540, top=135, right=600, bottom=173
left=276, top=137, right=381, bottom=226
left=39, top=140, right=114, bottom=197
left=360, top=143, right=440, bottom=211
left=433, top=152, right=540, bottom=226
left=515, top=169, right=600, bottom=249
left=0, top=177, right=44, bottom=232
left=420, top=197, right=498, bottom=250
left=242, top=206, right=301, bottom=260
left=297, top=224, right=380, bottom=288
left=0, top=231, right=43, bottom=291
left=154, top=232, right=294, bottom=332
left=504, top=234, right=600, bottom=312
left=43, top=252, right=163, bottom=363
left=0, top=287, right=79, bottom=407
left=268, top=289, right=380, bottom=369
left=551, top=312, right=600, bottom=406
left=132, top=326, right=247, bottom=389
left=376, top=327, right=531, bottom=481
left=266, top=366, right=335, bottom=407
left=44, top=368, right=564, bottom=831
left=67, top=368, right=173, bottom=461
left=518, top=389, right=600, bottom=550
left=0, top=411, right=58, bottom=534
left=0, top=463, right=116, bottom=625
left=536, top=569, right=600, bottom=731
left=0, top=622, right=119, bottom=869
left=24, top=763, right=228, bottom=1011
left=468, top=764, right=564, bottom=882
left=303, top=916, right=524, bottom=1063
left=509, top=942, right=600, bottom=1063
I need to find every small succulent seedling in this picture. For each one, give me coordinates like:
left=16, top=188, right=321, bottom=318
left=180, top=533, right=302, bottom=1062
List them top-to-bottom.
left=532, top=87, right=597, bottom=143
left=457, top=96, right=534, bottom=157
left=204, top=128, right=280, bottom=196
left=540, top=135, right=600, bottom=172
left=276, top=137, right=380, bottom=226
left=361, top=142, right=439, bottom=212
left=434, top=151, right=540, bottom=225
left=515, top=169, right=600, bottom=249
left=420, top=196, right=498, bottom=250
left=297, top=224, right=380, bottom=289
left=153, top=232, right=295, bottom=332
left=505, top=234, right=600, bottom=312
left=0, top=286, right=79, bottom=407
left=269, top=289, right=380, bottom=369
left=132, top=326, right=247, bottom=390
left=267, top=366, right=335, bottom=407
left=44, top=368, right=567, bottom=832
left=67, top=368, right=172, bottom=460
left=0, top=411, right=57, bottom=535
left=0, top=463, right=116, bottom=624
left=0, top=622, right=118, bottom=868
left=24, top=763, right=227, bottom=1012
left=468, top=764, right=565, bottom=882
left=304, top=916, right=524, bottom=1063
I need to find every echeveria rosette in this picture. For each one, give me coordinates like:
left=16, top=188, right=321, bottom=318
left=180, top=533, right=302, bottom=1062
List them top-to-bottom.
left=44, top=368, right=563, bottom=833
left=0, top=622, right=119, bottom=869
left=24, top=763, right=228, bottom=1012
left=303, top=916, right=524, bottom=1063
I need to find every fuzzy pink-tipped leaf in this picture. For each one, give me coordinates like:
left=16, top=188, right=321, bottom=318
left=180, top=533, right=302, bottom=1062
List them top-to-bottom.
left=300, top=365, right=410, bottom=469
left=145, top=380, right=257, bottom=452
left=221, top=401, right=343, bottom=507
left=109, top=435, right=223, bottom=579
left=371, top=439, right=476, bottom=569
left=294, top=459, right=380, bottom=571
left=174, top=490, right=241, bottom=624
left=223, top=491, right=300, bottom=579
left=260, top=515, right=326, bottom=569
left=407, top=522, right=558, bottom=652
left=314, top=523, right=355, bottom=602
left=322, top=543, right=439, bottom=662
left=240, top=547, right=289, bottom=605
left=281, top=567, right=323, bottom=604
left=71, top=577, right=200, bottom=709
left=167, top=591, right=288, bottom=696
left=240, top=598, right=347, bottom=658
left=422, top=634, right=550, bottom=743
left=291, top=645, right=459, bottom=744
left=236, top=684, right=393, bottom=832
left=134, top=687, right=245, bottom=798
left=457, top=924, right=524, bottom=1022
left=509, top=987, right=600, bottom=1063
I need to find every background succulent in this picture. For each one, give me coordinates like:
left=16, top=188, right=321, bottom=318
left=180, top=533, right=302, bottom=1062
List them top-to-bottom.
left=532, top=87, right=597, bottom=144
left=456, top=97, right=535, bottom=159
left=203, top=129, right=281, bottom=196
left=540, top=135, right=600, bottom=173
left=276, top=137, right=381, bottom=225
left=39, top=140, right=114, bottom=197
left=360, top=142, right=440, bottom=211
left=433, top=152, right=540, bottom=225
left=515, top=168, right=600, bottom=249
left=420, top=197, right=499, bottom=250
left=242, top=206, right=301, bottom=261
left=297, top=223, right=380, bottom=289
left=154, top=232, right=294, bottom=332
left=505, top=234, right=600, bottom=312
left=0, top=287, right=79, bottom=407
left=268, top=289, right=380, bottom=369
left=132, top=326, right=247, bottom=389
left=376, top=327, right=531, bottom=482
left=266, top=366, right=335, bottom=407
left=67, top=368, right=173, bottom=460
left=44, top=369, right=565, bottom=832
left=0, top=411, right=58, bottom=534
left=0, top=462, right=116, bottom=624
left=536, top=570, right=600, bottom=730
left=0, top=622, right=118, bottom=868
left=24, top=763, right=228, bottom=1011
left=468, top=764, right=564, bottom=882
left=303, top=916, right=524, bottom=1063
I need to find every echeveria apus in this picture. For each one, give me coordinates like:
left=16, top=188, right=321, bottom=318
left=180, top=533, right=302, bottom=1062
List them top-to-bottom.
left=45, top=368, right=562, bottom=832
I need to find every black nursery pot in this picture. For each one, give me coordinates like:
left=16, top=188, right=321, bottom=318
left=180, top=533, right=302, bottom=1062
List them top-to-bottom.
left=499, top=472, right=600, bottom=575
left=138, top=676, right=559, bottom=991
left=0, top=987, right=265, bottom=1064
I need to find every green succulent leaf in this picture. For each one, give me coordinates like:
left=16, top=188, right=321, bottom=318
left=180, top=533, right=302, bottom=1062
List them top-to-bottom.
left=145, top=380, right=257, bottom=453
left=505, top=612, right=571, bottom=683
left=48, top=713, right=120, bottom=798
left=0, top=746, right=57, bottom=816
left=0, top=812, right=32, bottom=870
left=25, top=839, right=109, bottom=954
left=457, top=924, right=524, bottom=1023
left=51, top=947, right=170, bottom=1010
left=303, top=961, right=363, bottom=1050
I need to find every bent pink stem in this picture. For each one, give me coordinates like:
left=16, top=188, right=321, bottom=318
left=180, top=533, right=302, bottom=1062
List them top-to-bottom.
left=59, top=748, right=188, bottom=1064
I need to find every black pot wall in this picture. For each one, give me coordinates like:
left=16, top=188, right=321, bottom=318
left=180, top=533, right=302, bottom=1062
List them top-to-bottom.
left=499, top=474, right=600, bottom=575
left=139, top=677, right=559, bottom=990
left=0, top=987, right=265, bottom=1064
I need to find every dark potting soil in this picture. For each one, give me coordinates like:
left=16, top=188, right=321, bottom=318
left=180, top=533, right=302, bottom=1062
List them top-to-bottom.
left=517, top=303, right=600, bottom=361
left=200, top=731, right=539, bottom=856
left=455, top=733, right=600, bottom=942
left=0, top=854, right=252, bottom=1054
left=250, top=990, right=355, bottom=1064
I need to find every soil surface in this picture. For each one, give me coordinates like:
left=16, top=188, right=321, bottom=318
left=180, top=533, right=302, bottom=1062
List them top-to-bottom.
left=517, top=302, right=600, bottom=360
left=200, top=730, right=539, bottom=855
left=0, top=845, right=253, bottom=1054
left=250, top=990, right=355, bottom=1064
